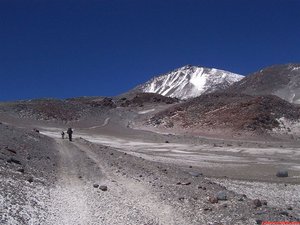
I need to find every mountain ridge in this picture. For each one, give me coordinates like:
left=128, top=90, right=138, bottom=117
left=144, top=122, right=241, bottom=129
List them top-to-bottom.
left=226, top=63, right=300, bottom=104
left=130, top=65, right=244, bottom=99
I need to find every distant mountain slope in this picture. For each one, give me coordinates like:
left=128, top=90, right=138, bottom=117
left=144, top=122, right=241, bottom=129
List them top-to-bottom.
left=227, top=63, right=300, bottom=104
left=132, top=65, right=244, bottom=99
left=146, top=92, right=300, bottom=134
left=0, top=93, right=178, bottom=122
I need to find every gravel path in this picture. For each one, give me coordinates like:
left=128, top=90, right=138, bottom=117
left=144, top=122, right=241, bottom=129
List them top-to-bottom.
left=45, top=139, right=186, bottom=225
left=46, top=140, right=94, bottom=224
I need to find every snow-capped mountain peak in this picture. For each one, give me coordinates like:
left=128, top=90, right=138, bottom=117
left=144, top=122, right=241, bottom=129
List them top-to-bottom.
left=135, top=65, right=244, bottom=99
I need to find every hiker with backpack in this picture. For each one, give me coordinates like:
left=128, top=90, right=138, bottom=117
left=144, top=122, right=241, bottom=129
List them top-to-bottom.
left=67, top=128, right=73, bottom=141
left=61, top=131, right=65, bottom=139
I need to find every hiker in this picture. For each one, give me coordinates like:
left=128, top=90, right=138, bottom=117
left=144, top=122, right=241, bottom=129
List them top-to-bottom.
left=67, top=128, right=73, bottom=141
left=61, top=131, right=65, bottom=139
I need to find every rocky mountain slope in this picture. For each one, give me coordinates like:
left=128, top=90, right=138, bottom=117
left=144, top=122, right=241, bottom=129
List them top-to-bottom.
left=226, top=63, right=300, bottom=104
left=131, top=65, right=244, bottom=99
left=146, top=92, right=300, bottom=137
left=0, top=93, right=178, bottom=123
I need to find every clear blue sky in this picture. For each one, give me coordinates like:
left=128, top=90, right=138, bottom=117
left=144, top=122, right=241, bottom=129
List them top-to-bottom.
left=1, top=0, right=300, bottom=101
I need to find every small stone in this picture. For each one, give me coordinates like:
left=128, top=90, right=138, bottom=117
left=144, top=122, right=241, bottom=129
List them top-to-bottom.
left=165, top=141, right=169, bottom=143
left=5, top=147, right=17, bottom=154
left=110, top=153, right=114, bottom=155
left=7, top=158, right=21, bottom=165
left=17, top=168, right=25, bottom=173
left=276, top=169, right=288, bottom=177
left=188, top=171, right=202, bottom=177
left=139, top=174, right=143, bottom=177
left=78, top=176, right=82, bottom=179
left=27, top=177, right=34, bottom=183
left=177, top=181, right=191, bottom=185
left=93, top=184, right=99, bottom=188
left=99, top=185, right=108, bottom=191
left=198, top=186, right=207, bottom=190
left=216, top=191, right=227, bottom=201
left=209, top=196, right=218, bottom=204
left=178, top=197, right=185, bottom=201
left=253, top=199, right=262, bottom=208
left=261, top=200, right=267, bottom=206
left=287, top=206, right=293, bottom=210
left=203, top=207, right=212, bottom=211
left=255, top=211, right=266, bottom=215
left=280, top=211, right=289, bottom=216
left=256, top=219, right=263, bottom=224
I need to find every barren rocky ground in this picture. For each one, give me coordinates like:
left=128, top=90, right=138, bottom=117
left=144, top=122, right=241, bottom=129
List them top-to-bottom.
left=1, top=96, right=300, bottom=225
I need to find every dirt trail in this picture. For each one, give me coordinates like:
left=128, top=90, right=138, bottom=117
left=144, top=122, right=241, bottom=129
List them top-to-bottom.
left=45, top=138, right=185, bottom=225
left=45, top=140, right=98, bottom=224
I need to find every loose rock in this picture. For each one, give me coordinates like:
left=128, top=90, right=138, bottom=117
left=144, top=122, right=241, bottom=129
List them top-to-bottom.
left=5, top=147, right=17, bottom=154
left=7, top=157, right=21, bottom=165
left=17, top=168, right=25, bottom=173
left=276, top=169, right=288, bottom=177
left=188, top=171, right=202, bottom=177
left=99, top=185, right=108, bottom=191
left=216, top=191, right=227, bottom=201
left=209, top=196, right=218, bottom=204
left=178, top=197, right=185, bottom=201
left=253, top=199, right=262, bottom=208
left=261, top=200, right=267, bottom=206
left=204, top=207, right=212, bottom=211
left=279, top=211, right=289, bottom=216
left=256, top=219, right=263, bottom=224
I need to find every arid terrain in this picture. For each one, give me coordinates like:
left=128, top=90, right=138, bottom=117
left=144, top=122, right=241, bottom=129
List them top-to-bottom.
left=0, top=94, right=300, bottom=225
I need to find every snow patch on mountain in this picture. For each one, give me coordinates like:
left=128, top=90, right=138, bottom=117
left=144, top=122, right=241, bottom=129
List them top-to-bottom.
left=138, top=65, right=244, bottom=99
